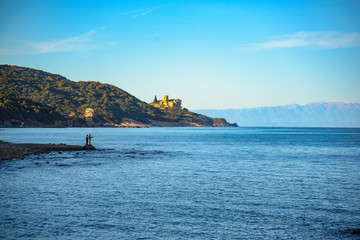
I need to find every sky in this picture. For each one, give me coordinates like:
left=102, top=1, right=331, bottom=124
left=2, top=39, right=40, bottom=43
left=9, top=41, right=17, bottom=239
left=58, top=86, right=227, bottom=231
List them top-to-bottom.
left=0, top=0, right=360, bottom=109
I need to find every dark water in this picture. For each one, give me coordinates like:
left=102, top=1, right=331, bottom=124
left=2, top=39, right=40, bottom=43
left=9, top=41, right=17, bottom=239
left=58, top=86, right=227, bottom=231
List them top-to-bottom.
left=0, top=127, right=360, bottom=239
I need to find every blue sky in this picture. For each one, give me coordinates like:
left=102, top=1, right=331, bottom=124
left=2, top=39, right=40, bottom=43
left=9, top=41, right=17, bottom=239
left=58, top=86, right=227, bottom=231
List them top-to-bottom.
left=1, top=0, right=359, bottom=109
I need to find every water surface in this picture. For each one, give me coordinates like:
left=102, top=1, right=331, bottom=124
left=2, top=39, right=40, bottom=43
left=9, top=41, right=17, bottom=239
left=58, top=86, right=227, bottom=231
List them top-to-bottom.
left=1, top=127, right=360, bottom=239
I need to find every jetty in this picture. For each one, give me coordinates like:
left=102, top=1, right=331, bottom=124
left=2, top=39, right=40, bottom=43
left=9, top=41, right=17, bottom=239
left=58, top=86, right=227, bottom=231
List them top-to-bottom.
left=0, top=140, right=96, bottom=161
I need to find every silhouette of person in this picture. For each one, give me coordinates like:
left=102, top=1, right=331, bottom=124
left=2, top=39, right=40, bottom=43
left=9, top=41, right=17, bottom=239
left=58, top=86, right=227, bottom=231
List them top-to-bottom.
left=86, top=134, right=89, bottom=145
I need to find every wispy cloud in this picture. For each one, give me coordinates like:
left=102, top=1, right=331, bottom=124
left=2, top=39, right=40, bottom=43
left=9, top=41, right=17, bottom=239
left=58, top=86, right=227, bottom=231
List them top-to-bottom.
left=123, top=6, right=163, bottom=18
left=0, top=26, right=115, bottom=55
left=27, top=30, right=97, bottom=53
left=242, top=31, right=360, bottom=51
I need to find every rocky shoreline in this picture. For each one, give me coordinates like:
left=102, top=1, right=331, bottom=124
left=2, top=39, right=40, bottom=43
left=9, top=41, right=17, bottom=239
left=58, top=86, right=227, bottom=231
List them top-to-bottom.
left=0, top=140, right=96, bottom=161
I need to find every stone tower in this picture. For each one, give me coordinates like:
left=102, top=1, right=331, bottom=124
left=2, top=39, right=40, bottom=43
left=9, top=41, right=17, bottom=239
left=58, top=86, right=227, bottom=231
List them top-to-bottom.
left=163, top=95, right=169, bottom=107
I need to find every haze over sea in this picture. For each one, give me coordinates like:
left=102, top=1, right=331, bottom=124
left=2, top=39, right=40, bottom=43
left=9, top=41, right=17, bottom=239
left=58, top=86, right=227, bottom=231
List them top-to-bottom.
left=1, top=127, right=359, bottom=239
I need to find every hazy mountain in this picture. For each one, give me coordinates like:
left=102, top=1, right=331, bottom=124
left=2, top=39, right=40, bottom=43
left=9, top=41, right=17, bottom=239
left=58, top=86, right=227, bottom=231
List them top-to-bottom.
left=194, top=102, right=360, bottom=127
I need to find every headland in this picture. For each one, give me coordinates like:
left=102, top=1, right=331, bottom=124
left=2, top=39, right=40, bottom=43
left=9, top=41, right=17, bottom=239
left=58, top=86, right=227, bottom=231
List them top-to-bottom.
left=0, top=65, right=237, bottom=128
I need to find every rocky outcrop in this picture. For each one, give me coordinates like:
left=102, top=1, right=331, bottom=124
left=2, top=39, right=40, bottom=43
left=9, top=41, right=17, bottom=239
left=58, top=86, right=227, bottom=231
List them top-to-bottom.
left=0, top=140, right=96, bottom=161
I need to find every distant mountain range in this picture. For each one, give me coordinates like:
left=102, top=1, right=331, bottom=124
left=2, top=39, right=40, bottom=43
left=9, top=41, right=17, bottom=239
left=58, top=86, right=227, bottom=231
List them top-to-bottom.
left=194, top=102, right=360, bottom=127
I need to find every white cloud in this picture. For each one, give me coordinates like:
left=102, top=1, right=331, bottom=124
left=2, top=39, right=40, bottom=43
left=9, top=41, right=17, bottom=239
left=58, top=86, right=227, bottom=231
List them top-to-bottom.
left=123, top=6, right=163, bottom=18
left=0, top=26, right=109, bottom=55
left=27, top=30, right=97, bottom=53
left=244, top=31, right=360, bottom=51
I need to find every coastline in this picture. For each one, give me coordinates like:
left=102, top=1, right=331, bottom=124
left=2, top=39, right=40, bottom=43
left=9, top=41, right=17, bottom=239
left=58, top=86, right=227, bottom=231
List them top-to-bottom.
left=0, top=140, right=96, bottom=161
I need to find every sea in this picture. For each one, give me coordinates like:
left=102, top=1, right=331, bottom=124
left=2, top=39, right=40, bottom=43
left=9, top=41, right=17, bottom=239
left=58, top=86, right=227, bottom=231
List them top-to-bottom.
left=0, top=127, right=359, bottom=239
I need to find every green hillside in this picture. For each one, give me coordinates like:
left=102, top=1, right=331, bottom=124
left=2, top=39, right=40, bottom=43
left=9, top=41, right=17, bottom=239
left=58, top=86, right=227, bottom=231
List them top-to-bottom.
left=0, top=65, right=236, bottom=127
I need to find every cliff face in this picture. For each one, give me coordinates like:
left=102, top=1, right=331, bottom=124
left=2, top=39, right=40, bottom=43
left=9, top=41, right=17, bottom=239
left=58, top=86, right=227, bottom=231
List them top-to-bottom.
left=0, top=65, right=236, bottom=127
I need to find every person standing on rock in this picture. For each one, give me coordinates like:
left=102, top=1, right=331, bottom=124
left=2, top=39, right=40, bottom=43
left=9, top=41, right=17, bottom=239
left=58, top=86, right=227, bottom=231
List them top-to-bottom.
left=86, top=134, right=89, bottom=145
left=89, top=134, right=92, bottom=145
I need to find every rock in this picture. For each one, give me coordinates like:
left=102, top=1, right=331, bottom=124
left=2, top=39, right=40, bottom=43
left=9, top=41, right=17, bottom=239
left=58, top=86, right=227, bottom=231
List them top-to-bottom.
left=0, top=141, right=97, bottom=161
left=82, top=145, right=96, bottom=150
left=352, top=228, right=360, bottom=235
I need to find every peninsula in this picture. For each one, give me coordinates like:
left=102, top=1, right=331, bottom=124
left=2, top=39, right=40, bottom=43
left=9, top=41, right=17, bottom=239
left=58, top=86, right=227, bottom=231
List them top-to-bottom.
left=0, top=65, right=237, bottom=128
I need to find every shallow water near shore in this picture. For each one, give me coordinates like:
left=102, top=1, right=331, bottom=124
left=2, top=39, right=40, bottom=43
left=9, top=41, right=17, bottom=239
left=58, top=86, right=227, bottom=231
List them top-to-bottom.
left=1, top=127, right=360, bottom=239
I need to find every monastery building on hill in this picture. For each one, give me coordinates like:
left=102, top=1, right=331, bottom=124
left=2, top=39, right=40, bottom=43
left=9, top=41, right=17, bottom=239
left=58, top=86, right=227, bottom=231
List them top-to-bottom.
left=150, top=95, right=182, bottom=109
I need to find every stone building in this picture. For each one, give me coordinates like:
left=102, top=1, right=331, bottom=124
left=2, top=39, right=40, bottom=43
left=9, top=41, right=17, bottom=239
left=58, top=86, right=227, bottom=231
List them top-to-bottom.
left=150, top=95, right=182, bottom=109
left=84, top=108, right=95, bottom=124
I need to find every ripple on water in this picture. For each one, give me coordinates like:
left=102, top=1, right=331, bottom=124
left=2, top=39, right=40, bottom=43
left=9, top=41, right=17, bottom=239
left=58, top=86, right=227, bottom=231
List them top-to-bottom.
left=0, top=127, right=359, bottom=239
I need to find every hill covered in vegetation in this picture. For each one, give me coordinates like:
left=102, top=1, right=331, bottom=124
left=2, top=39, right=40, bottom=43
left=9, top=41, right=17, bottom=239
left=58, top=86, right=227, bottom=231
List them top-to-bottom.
left=0, top=65, right=236, bottom=127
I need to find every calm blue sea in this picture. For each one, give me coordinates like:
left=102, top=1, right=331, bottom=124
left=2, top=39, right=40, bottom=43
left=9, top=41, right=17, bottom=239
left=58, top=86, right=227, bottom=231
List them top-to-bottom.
left=0, top=127, right=360, bottom=239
